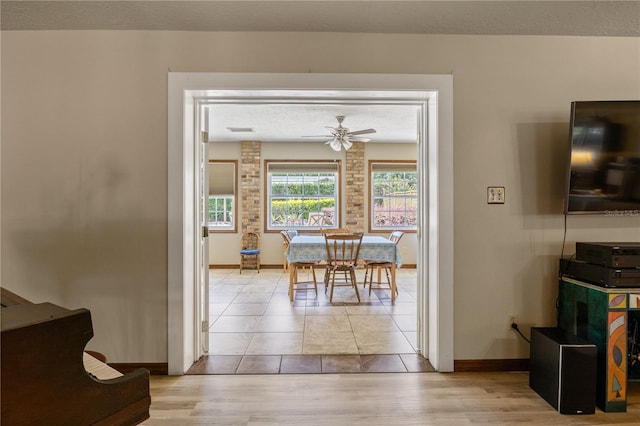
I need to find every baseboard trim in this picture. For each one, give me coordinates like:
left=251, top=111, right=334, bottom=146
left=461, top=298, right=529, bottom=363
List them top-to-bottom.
left=209, top=264, right=418, bottom=270
left=209, top=264, right=282, bottom=270
left=454, top=358, right=529, bottom=372
left=109, top=363, right=168, bottom=375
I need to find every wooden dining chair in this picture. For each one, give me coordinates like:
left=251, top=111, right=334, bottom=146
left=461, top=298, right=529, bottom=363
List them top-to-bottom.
left=320, top=227, right=350, bottom=236
left=321, top=228, right=352, bottom=286
left=280, top=230, right=291, bottom=272
left=284, top=230, right=319, bottom=301
left=363, top=230, right=404, bottom=295
left=239, top=231, right=260, bottom=273
left=324, top=232, right=363, bottom=303
left=288, top=260, right=318, bottom=302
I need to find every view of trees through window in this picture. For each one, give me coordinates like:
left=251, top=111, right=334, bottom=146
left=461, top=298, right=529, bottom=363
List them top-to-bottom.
left=208, top=160, right=236, bottom=232
left=371, top=168, right=417, bottom=229
left=268, top=171, right=338, bottom=229
left=208, top=195, right=234, bottom=228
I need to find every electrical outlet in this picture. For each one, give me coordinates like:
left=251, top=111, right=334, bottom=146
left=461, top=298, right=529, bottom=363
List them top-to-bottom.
left=488, top=186, right=505, bottom=204
left=510, top=315, right=517, bottom=325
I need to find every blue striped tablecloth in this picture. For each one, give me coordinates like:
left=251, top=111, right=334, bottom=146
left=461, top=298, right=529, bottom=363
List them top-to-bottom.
left=286, top=235, right=402, bottom=267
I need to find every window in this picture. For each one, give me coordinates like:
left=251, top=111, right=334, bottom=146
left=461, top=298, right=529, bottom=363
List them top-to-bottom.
left=208, top=161, right=237, bottom=232
left=266, top=161, right=341, bottom=231
left=370, top=161, right=417, bottom=231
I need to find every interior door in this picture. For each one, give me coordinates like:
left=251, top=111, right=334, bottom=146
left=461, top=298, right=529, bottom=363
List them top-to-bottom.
left=196, top=104, right=210, bottom=357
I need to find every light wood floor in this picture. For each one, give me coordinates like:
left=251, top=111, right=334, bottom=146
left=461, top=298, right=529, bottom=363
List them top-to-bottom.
left=143, top=372, right=640, bottom=425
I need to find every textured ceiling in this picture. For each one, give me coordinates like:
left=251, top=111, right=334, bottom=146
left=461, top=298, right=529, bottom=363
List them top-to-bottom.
left=2, top=1, right=640, bottom=36
left=207, top=103, right=420, bottom=144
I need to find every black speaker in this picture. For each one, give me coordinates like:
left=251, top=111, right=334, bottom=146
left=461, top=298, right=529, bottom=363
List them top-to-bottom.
left=529, top=327, right=597, bottom=414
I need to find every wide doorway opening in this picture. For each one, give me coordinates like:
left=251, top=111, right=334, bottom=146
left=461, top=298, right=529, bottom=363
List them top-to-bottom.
left=168, top=73, right=453, bottom=375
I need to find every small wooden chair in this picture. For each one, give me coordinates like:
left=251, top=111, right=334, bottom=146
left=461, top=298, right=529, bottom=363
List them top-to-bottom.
left=321, top=227, right=351, bottom=236
left=320, top=228, right=351, bottom=287
left=280, top=230, right=291, bottom=272
left=363, top=230, right=404, bottom=295
left=239, top=231, right=260, bottom=273
left=324, top=233, right=363, bottom=303
left=288, top=261, right=318, bottom=302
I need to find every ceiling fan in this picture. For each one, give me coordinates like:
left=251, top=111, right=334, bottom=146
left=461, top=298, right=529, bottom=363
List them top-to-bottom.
left=303, top=116, right=376, bottom=151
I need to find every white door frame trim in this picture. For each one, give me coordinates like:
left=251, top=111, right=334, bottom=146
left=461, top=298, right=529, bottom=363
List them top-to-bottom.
left=168, top=73, right=454, bottom=374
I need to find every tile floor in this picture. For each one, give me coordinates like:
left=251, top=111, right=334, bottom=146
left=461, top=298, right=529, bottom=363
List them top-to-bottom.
left=187, top=267, right=435, bottom=374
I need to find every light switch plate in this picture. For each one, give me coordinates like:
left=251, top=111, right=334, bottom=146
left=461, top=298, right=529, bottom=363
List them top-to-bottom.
left=487, top=186, right=505, bottom=204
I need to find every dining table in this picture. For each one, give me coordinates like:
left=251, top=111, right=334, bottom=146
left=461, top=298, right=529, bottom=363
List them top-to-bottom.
left=285, top=234, right=403, bottom=303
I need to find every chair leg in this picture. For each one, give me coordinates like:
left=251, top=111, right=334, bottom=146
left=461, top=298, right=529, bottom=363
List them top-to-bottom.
left=365, top=263, right=395, bottom=295
left=290, top=264, right=319, bottom=302
left=363, top=264, right=369, bottom=289
left=368, top=264, right=374, bottom=295
left=311, top=266, right=318, bottom=295
left=324, top=267, right=329, bottom=292
left=351, top=269, right=360, bottom=302
left=329, top=270, right=336, bottom=302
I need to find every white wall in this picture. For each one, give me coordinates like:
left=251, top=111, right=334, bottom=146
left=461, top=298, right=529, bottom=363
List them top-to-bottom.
left=2, top=31, right=639, bottom=362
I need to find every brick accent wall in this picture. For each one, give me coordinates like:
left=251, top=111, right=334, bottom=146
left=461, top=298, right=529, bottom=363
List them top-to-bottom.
left=240, top=141, right=261, bottom=233
left=240, top=141, right=365, bottom=234
left=344, top=142, right=365, bottom=232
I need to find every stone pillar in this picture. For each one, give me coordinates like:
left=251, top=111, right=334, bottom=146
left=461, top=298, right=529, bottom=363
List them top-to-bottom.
left=240, top=141, right=261, bottom=233
left=344, top=142, right=365, bottom=232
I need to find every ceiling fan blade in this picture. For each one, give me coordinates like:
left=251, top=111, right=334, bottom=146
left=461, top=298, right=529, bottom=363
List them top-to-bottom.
left=306, top=118, right=374, bottom=150
left=348, top=128, right=376, bottom=136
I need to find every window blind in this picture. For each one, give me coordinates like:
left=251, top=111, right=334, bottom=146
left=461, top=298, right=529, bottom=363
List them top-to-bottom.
left=209, top=163, right=235, bottom=195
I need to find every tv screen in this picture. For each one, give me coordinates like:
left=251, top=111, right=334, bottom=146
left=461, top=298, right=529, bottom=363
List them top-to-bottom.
left=565, top=100, right=640, bottom=215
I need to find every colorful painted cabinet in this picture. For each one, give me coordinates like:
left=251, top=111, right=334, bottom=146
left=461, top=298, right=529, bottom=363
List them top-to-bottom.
left=558, top=277, right=640, bottom=412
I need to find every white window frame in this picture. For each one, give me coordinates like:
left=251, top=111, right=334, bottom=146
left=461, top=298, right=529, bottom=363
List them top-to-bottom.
left=208, top=160, right=237, bottom=233
left=265, top=160, right=341, bottom=231
left=369, top=161, right=418, bottom=232
left=207, top=194, right=234, bottom=230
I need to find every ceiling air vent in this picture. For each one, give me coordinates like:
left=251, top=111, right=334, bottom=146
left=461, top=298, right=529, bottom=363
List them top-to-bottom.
left=226, top=127, right=254, bottom=133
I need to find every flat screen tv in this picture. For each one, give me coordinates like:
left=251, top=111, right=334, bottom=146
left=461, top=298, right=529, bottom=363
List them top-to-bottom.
left=565, top=100, right=640, bottom=215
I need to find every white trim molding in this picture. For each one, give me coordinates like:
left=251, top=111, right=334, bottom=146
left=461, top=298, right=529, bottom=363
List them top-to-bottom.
left=168, top=73, right=454, bottom=374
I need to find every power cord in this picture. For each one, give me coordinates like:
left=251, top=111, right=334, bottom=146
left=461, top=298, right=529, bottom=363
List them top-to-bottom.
left=559, top=212, right=568, bottom=274
left=511, top=322, right=531, bottom=344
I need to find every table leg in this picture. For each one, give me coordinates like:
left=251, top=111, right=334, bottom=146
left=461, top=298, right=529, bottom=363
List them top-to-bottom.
left=391, top=262, right=397, bottom=304
left=289, top=265, right=295, bottom=302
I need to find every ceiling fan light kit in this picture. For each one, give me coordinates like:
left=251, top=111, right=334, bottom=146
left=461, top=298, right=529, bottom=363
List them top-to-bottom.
left=304, top=115, right=376, bottom=152
left=328, top=139, right=342, bottom=152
